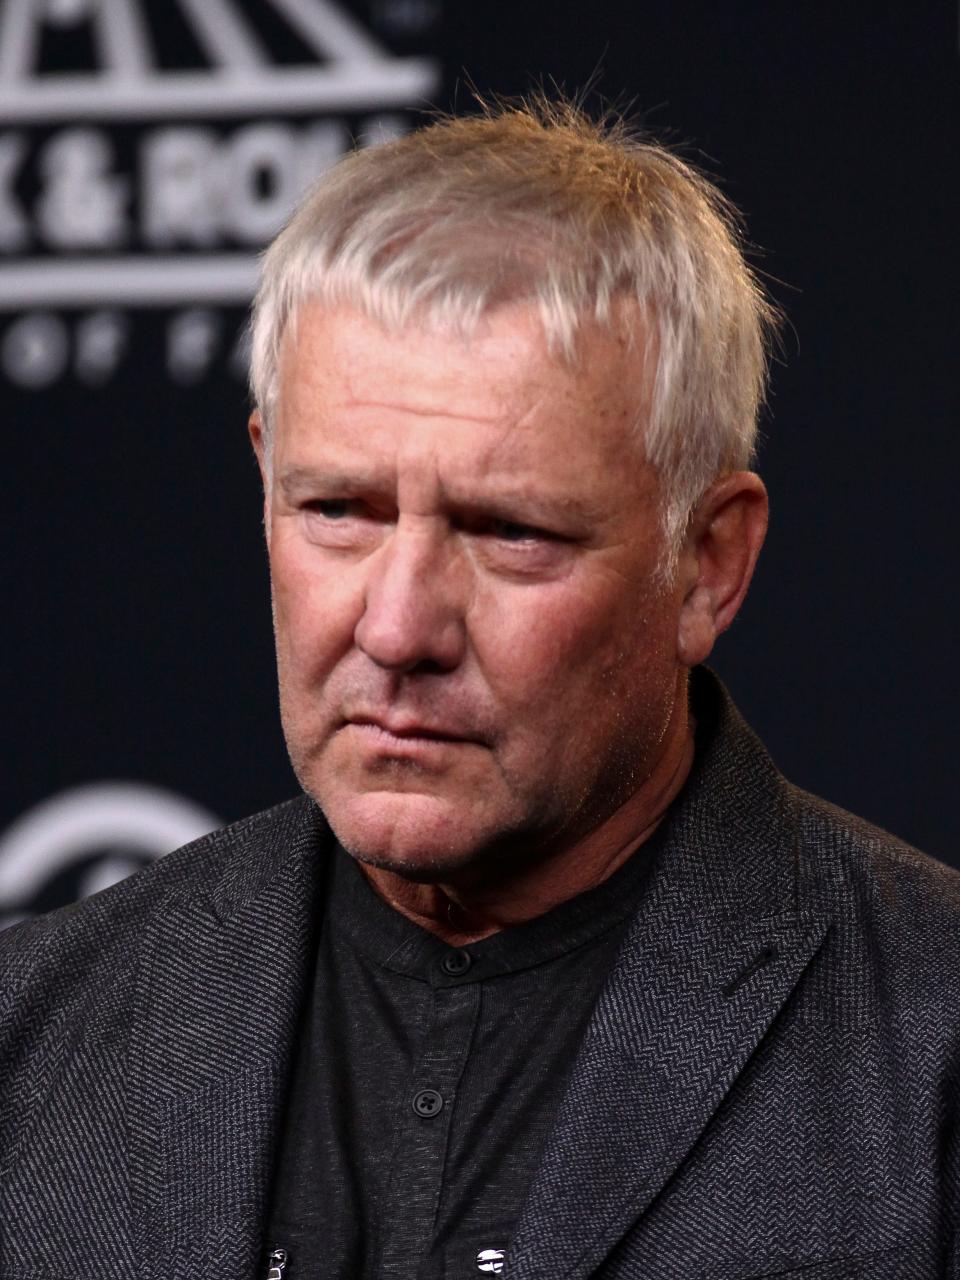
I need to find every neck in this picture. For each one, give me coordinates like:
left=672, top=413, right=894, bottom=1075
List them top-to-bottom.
left=359, top=691, right=696, bottom=946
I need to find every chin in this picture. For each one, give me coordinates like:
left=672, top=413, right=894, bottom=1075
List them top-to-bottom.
left=317, top=788, right=499, bottom=882
left=345, top=845, right=481, bottom=884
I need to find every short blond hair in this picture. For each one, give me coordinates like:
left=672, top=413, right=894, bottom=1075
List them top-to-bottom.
left=250, top=95, right=778, bottom=566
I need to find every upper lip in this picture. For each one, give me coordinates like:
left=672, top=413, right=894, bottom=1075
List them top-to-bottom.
left=348, top=714, right=474, bottom=742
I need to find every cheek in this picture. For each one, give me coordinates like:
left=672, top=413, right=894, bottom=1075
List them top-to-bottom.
left=269, top=534, right=360, bottom=679
left=472, top=573, right=662, bottom=713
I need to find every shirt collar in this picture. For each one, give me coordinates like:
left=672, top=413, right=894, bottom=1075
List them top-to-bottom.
left=328, top=823, right=666, bottom=985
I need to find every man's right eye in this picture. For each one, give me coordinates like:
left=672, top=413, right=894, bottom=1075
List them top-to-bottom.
left=299, top=499, right=383, bottom=551
left=305, top=499, right=352, bottom=519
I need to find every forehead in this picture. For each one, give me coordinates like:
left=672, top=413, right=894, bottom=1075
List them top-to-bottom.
left=274, top=300, right=653, bottom=490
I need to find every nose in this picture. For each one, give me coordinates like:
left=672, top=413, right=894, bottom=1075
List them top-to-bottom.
left=354, top=520, right=467, bottom=673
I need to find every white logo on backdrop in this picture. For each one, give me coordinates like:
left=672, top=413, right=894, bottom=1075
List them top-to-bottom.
left=0, top=0, right=440, bottom=385
left=0, top=782, right=220, bottom=930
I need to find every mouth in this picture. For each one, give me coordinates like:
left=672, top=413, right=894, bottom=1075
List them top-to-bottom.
left=346, top=715, right=477, bottom=745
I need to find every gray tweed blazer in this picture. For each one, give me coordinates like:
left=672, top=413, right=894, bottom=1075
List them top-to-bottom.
left=1, top=670, right=958, bottom=1279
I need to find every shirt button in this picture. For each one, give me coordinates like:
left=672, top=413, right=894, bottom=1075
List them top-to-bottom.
left=441, top=948, right=472, bottom=976
left=411, top=1088, right=444, bottom=1118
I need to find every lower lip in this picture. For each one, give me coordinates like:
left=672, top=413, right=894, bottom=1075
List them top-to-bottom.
left=346, top=722, right=475, bottom=761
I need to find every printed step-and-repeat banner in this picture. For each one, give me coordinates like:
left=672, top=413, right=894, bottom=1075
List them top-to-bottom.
left=3, top=0, right=958, bottom=925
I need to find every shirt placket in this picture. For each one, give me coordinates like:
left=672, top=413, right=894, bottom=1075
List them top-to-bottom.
left=377, top=976, right=481, bottom=1279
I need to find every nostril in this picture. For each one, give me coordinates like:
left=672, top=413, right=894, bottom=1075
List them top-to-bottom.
left=412, top=657, right=457, bottom=676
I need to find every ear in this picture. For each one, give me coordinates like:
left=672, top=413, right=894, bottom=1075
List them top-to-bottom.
left=248, top=410, right=272, bottom=540
left=675, top=471, right=768, bottom=668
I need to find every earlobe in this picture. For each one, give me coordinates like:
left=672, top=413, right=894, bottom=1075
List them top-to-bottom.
left=675, top=472, right=769, bottom=669
left=677, top=585, right=718, bottom=668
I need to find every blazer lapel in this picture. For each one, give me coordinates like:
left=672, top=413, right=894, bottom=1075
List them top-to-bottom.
left=508, top=670, right=831, bottom=1280
left=127, top=798, right=328, bottom=1280
left=507, top=906, right=829, bottom=1280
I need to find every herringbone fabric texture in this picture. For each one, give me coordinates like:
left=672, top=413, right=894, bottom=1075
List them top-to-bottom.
left=1, top=669, right=958, bottom=1278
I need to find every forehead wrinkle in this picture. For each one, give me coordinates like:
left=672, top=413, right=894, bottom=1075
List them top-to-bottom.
left=492, top=390, right=549, bottom=442
left=432, top=392, right=552, bottom=483
left=345, top=397, right=503, bottom=426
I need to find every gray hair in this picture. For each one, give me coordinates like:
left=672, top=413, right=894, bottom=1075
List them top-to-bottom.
left=249, top=95, right=778, bottom=570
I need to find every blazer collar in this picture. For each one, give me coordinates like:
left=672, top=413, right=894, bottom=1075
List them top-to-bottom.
left=506, top=669, right=831, bottom=1280
left=125, top=670, right=829, bottom=1279
left=127, top=796, right=329, bottom=1280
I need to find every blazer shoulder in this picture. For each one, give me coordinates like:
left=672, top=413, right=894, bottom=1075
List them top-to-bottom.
left=788, top=783, right=960, bottom=998
left=790, top=783, right=960, bottom=906
left=0, top=792, right=322, bottom=993
left=0, top=793, right=329, bottom=1176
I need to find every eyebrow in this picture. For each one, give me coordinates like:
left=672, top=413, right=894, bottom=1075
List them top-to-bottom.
left=275, top=464, right=603, bottom=529
left=277, top=465, right=391, bottom=500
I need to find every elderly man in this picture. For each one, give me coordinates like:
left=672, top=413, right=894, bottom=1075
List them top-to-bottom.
left=1, top=99, right=958, bottom=1279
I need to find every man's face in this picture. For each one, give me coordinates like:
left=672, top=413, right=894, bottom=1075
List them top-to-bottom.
left=258, top=300, right=688, bottom=879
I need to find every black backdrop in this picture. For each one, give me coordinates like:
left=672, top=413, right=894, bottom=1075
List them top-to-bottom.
left=2, top=0, right=957, bottom=924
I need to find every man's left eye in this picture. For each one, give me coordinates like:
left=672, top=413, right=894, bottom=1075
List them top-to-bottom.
left=490, top=519, right=543, bottom=543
